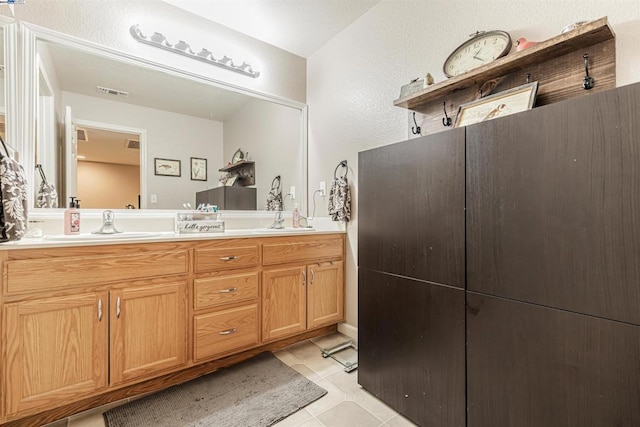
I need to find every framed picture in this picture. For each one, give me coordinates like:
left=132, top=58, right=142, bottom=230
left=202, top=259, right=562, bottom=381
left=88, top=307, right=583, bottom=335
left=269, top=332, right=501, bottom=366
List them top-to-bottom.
left=454, top=82, right=538, bottom=128
left=190, top=157, right=207, bottom=181
left=154, top=158, right=181, bottom=177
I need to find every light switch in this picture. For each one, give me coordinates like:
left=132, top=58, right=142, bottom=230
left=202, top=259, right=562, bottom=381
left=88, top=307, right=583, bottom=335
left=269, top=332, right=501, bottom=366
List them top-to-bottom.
left=151, top=194, right=157, bottom=203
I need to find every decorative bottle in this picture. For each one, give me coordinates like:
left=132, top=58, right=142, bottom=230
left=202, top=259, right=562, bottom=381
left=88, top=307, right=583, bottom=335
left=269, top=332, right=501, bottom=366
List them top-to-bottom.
left=64, top=196, right=80, bottom=235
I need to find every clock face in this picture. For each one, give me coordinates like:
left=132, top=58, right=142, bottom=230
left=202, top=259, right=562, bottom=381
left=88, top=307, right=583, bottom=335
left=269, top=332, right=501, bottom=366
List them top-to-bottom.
left=443, top=31, right=512, bottom=77
left=232, top=148, right=245, bottom=163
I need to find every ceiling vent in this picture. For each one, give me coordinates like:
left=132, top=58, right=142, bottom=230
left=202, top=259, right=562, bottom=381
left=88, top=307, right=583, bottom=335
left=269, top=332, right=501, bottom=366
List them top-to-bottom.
left=96, top=86, right=129, bottom=97
left=76, top=128, right=88, bottom=142
left=126, top=139, right=140, bottom=149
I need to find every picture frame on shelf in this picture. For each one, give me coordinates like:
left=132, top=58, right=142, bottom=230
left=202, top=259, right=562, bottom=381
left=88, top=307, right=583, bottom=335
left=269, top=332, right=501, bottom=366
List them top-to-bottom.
left=454, top=81, right=538, bottom=128
left=190, top=157, right=207, bottom=181
left=154, top=158, right=181, bottom=177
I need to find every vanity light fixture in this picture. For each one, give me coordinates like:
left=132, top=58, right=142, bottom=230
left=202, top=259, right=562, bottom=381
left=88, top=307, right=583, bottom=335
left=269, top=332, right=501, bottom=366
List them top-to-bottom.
left=129, top=25, right=260, bottom=78
left=97, top=86, right=129, bottom=97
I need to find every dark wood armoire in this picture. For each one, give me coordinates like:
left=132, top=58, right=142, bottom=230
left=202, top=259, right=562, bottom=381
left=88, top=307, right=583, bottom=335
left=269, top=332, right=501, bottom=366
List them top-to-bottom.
left=358, top=83, right=640, bottom=426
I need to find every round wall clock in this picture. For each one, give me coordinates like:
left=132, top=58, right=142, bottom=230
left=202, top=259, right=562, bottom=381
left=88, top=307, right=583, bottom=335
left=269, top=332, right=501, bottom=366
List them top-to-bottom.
left=443, top=30, right=512, bottom=78
left=232, top=148, right=245, bottom=163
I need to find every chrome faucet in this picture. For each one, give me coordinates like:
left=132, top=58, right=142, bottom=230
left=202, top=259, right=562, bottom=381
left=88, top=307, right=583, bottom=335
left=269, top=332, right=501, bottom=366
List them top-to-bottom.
left=92, top=210, right=123, bottom=234
left=267, top=211, right=285, bottom=229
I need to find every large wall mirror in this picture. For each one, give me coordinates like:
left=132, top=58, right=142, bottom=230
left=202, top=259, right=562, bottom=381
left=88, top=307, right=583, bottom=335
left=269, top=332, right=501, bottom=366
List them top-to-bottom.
left=21, top=23, right=307, bottom=212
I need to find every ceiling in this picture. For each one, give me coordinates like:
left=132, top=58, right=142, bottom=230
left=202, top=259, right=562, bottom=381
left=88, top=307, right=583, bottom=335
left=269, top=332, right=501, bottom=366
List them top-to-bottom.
left=161, top=0, right=380, bottom=58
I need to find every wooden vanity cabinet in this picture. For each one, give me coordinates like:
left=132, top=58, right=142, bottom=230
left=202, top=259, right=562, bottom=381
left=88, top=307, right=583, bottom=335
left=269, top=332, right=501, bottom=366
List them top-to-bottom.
left=0, top=234, right=345, bottom=425
left=261, top=235, right=345, bottom=342
left=192, top=240, right=261, bottom=362
left=0, top=242, right=190, bottom=421
left=110, top=281, right=187, bottom=385
left=3, top=292, right=109, bottom=418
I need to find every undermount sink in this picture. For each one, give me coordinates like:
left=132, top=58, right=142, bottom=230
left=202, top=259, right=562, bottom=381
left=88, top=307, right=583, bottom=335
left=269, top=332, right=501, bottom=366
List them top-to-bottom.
left=251, top=227, right=315, bottom=234
left=42, top=232, right=161, bottom=241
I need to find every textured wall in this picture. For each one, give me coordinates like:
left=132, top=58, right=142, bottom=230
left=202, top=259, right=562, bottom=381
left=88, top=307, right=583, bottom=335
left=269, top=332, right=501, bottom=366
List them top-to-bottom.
left=307, top=0, right=640, bottom=327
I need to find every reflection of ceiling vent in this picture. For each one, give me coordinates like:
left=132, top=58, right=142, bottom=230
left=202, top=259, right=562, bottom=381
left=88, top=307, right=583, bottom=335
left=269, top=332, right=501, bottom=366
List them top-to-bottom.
left=96, top=86, right=129, bottom=97
left=76, top=128, right=88, bottom=142
left=126, top=139, right=140, bottom=149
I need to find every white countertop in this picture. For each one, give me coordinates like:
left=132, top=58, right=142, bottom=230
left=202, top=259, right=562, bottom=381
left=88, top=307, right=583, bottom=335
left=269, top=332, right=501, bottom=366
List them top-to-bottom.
left=0, top=228, right=346, bottom=249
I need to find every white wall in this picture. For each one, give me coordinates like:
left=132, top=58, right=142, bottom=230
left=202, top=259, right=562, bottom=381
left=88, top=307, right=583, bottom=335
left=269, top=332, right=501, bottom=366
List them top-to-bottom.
left=2, top=0, right=306, bottom=103
left=307, top=1, right=640, bottom=328
left=61, top=91, right=224, bottom=209
left=224, top=98, right=302, bottom=211
left=77, top=161, right=139, bottom=209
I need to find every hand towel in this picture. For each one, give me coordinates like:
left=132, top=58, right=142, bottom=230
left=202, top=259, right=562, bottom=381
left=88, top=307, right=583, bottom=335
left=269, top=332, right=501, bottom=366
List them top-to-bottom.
left=0, top=137, right=28, bottom=241
left=328, top=176, right=351, bottom=222
left=37, top=180, right=59, bottom=208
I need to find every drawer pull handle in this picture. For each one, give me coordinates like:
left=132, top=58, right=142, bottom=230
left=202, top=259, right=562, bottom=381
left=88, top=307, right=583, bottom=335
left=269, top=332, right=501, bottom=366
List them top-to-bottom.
left=220, top=256, right=237, bottom=261
left=311, top=270, right=315, bottom=284
left=302, top=271, right=307, bottom=286
left=219, top=287, right=238, bottom=293
left=116, top=296, right=121, bottom=318
left=98, top=299, right=103, bottom=321
left=219, top=328, right=237, bottom=335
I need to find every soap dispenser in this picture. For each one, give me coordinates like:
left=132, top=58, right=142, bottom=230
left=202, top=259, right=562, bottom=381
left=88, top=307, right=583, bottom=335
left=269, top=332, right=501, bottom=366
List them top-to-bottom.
left=64, top=197, right=80, bottom=235
left=292, top=203, right=300, bottom=228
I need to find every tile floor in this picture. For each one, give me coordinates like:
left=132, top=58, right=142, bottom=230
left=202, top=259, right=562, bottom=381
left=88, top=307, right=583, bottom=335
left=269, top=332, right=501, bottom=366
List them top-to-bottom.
left=46, top=332, right=417, bottom=427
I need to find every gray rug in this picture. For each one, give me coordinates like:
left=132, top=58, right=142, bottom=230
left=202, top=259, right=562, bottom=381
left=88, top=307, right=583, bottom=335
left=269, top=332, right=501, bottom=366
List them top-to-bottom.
left=104, top=352, right=327, bottom=427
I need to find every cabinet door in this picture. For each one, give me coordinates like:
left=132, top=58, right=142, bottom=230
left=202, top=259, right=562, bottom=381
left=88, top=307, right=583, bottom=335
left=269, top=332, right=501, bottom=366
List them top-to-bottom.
left=467, top=83, right=640, bottom=324
left=358, top=129, right=465, bottom=288
left=307, top=261, right=344, bottom=329
left=262, top=266, right=306, bottom=341
left=359, top=268, right=465, bottom=427
left=110, top=282, right=187, bottom=385
left=467, top=292, right=640, bottom=427
left=4, top=293, right=108, bottom=417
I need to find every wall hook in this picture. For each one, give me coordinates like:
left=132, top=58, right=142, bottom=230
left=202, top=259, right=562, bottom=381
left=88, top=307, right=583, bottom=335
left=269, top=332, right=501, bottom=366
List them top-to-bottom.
left=582, top=53, right=595, bottom=90
left=442, top=101, right=452, bottom=127
left=411, top=112, right=421, bottom=135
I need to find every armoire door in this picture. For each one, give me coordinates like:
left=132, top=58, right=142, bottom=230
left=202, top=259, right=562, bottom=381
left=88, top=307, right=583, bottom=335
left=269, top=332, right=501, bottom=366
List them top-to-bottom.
left=466, top=82, right=640, bottom=325
left=358, top=128, right=465, bottom=288
left=359, top=268, right=465, bottom=427
left=467, top=292, right=640, bottom=427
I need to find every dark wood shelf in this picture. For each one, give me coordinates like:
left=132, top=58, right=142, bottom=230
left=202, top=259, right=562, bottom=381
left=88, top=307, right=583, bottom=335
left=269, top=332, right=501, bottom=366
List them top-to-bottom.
left=393, top=17, right=616, bottom=135
left=218, top=160, right=255, bottom=173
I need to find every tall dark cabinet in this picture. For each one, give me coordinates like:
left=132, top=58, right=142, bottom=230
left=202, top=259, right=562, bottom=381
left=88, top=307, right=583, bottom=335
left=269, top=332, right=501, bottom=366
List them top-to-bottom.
left=358, top=83, right=640, bottom=426
left=358, top=129, right=466, bottom=427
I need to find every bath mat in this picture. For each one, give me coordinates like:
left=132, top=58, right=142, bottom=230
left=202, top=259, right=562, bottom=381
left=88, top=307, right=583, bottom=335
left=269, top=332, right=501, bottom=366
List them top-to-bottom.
left=104, top=352, right=326, bottom=427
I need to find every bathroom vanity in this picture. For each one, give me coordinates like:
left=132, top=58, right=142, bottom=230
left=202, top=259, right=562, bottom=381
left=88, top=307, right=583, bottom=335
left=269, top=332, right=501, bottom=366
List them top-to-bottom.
left=0, top=231, right=344, bottom=426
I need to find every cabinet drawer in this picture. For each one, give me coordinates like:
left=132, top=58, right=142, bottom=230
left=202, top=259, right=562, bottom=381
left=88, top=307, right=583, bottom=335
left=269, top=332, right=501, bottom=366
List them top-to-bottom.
left=262, top=237, right=343, bottom=266
left=195, top=245, right=259, bottom=272
left=4, top=249, right=188, bottom=295
left=194, top=272, right=259, bottom=310
left=194, top=304, right=258, bottom=361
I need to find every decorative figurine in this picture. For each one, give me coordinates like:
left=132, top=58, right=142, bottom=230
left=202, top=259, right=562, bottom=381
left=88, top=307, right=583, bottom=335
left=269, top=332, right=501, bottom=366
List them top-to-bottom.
left=515, top=37, right=539, bottom=51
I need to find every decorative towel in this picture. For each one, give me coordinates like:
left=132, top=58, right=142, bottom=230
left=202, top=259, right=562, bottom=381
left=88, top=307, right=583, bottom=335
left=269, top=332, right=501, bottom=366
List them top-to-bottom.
left=0, top=137, right=28, bottom=241
left=36, top=169, right=59, bottom=209
left=266, top=176, right=283, bottom=211
left=328, top=176, right=351, bottom=222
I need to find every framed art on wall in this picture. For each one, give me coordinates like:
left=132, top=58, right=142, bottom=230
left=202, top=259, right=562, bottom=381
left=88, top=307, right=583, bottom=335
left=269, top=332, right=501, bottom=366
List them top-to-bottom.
left=454, top=82, right=538, bottom=128
left=191, top=157, right=207, bottom=181
left=154, top=158, right=181, bottom=177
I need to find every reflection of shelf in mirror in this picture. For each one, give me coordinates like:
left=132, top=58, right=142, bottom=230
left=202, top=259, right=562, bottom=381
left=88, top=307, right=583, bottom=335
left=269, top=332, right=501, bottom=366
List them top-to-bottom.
left=218, top=160, right=255, bottom=173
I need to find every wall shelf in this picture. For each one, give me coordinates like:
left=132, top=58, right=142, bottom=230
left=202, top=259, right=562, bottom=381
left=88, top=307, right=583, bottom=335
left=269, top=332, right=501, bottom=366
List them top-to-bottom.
left=395, top=17, right=616, bottom=135
left=218, top=160, right=255, bottom=186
